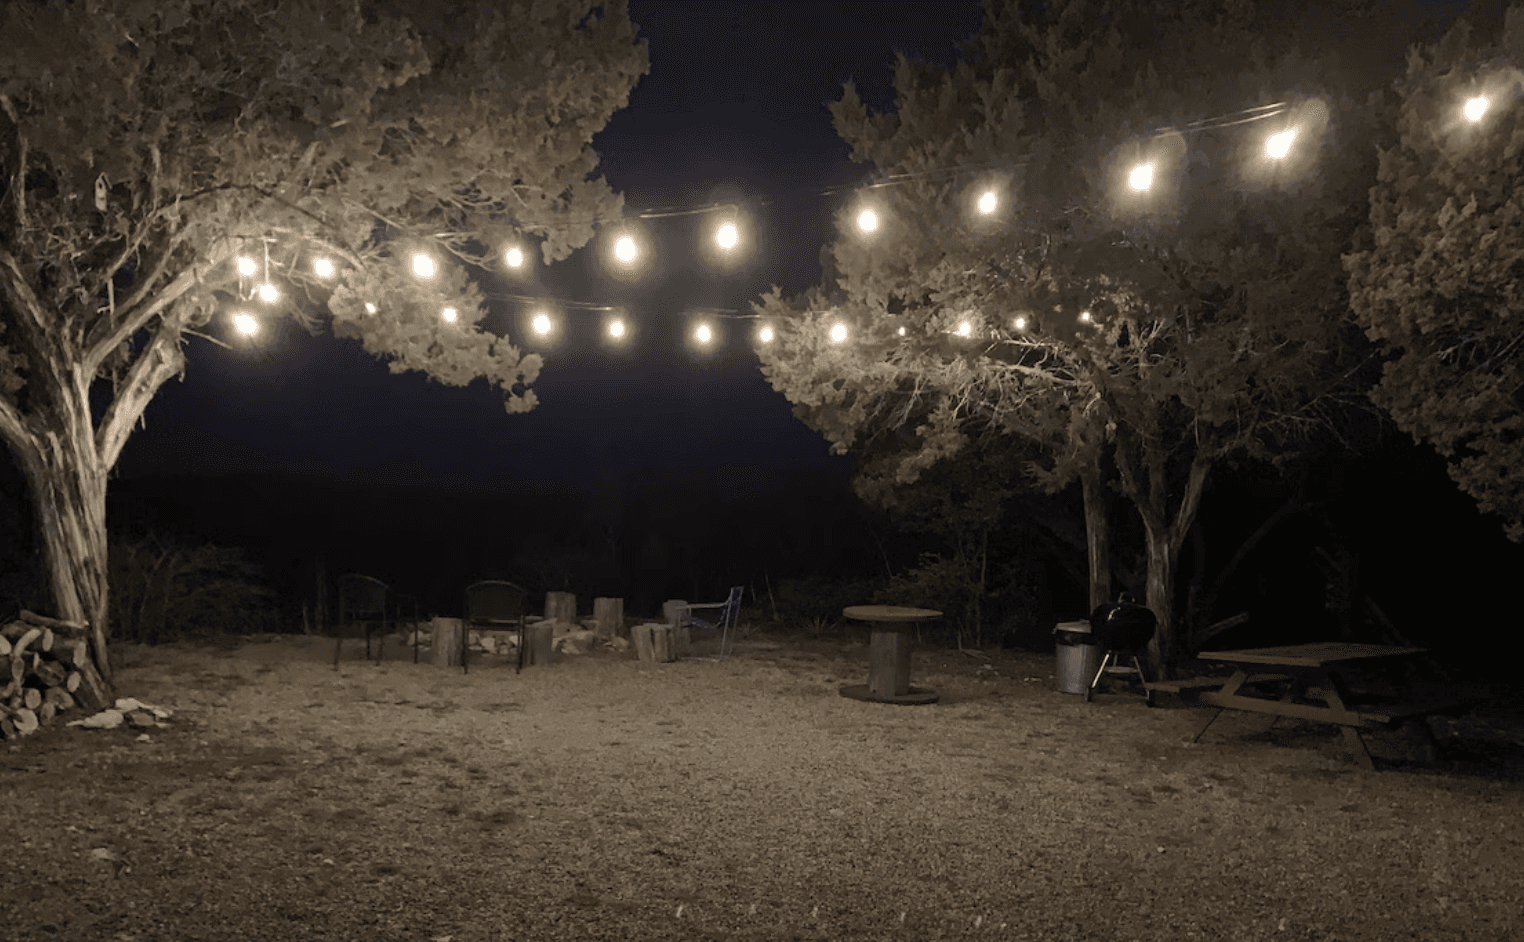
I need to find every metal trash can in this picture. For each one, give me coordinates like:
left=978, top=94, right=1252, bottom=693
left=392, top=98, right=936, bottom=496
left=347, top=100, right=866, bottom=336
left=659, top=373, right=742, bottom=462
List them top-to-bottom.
left=1054, top=620, right=1103, bottom=695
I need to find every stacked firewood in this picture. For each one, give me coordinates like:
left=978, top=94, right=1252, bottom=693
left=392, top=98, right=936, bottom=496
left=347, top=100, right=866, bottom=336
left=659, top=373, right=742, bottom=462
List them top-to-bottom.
left=1, top=610, right=91, bottom=739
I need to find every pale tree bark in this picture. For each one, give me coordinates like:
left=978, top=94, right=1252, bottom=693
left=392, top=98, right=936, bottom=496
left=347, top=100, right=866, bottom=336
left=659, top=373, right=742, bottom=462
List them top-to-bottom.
left=1, top=244, right=206, bottom=712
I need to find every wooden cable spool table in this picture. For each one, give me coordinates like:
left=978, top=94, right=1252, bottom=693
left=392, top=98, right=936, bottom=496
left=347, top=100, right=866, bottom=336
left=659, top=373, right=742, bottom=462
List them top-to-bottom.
left=838, top=605, right=943, bottom=705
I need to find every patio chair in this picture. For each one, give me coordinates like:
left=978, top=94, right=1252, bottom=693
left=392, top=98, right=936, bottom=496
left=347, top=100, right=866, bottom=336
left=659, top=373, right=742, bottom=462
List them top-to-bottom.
left=333, top=573, right=389, bottom=668
left=463, top=580, right=528, bottom=675
left=675, top=585, right=744, bottom=660
left=1085, top=593, right=1156, bottom=706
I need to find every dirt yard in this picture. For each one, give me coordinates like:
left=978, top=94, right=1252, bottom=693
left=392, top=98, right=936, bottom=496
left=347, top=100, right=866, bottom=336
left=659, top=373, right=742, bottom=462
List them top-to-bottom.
left=2, top=631, right=1521, bottom=942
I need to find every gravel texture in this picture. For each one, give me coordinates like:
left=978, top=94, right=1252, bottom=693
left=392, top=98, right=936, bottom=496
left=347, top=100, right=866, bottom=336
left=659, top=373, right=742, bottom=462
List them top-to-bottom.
left=1, top=631, right=1521, bottom=941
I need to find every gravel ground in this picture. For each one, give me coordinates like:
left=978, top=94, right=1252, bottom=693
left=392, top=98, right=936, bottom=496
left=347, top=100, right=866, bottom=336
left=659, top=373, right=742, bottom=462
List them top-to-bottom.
left=1, top=631, right=1521, bottom=941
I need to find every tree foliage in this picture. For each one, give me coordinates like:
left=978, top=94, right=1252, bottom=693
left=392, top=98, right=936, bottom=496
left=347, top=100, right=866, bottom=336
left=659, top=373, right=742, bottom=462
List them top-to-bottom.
left=0, top=0, right=646, bottom=705
left=756, top=0, right=1393, bottom=667
left=1345, top=5, right=1524, bottom=541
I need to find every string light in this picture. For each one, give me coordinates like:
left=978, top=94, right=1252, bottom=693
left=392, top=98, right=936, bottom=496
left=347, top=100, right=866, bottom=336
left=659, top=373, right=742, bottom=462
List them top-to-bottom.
left=1464, top=95, right=1489, bottom=122
left=1128, top=163, right=1154, bottom=192
left=977, top=191, right=998, bottom=214
left=856, top=209, right=878, bottom=233
left=716, top=222, right=739, bottom=249
left=614, top=236, right=638, bottom=263
left=505, top=246, right=525, bottom=268
left=412, top=253, right=436, bottom=279
left=236, top=256, right=258, bottom=277
left=313, top=258, right=335, bottom=278
left=256, top=283, right=280, bottom=304
left=364, top=302, right=377, bottom=315
left=441, top=306, right=458, bottom=322
left=1079, top=310, right=1093, bottom=323
left=532, top=312, right=553, bottom=336
left=233, top=313, right=258, bottom=335
left=1014, top=316, right=1027, bottom=330
left=609, top=319, right=626, bottom=338
left=956, top=320, right=973, bottom=337
left=695, top=323, right=714, bottom=344
left=830, top=323, right=848, bottom=343
left=758, top=325, right=774, bottom=343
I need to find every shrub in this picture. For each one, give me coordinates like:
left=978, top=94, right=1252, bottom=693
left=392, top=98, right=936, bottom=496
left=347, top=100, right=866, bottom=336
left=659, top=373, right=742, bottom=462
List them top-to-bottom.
left=109, top=532, right=280, bottom=644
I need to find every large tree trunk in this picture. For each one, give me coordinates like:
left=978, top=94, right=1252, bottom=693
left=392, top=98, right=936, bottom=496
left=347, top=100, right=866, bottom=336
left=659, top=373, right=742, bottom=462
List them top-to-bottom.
left=13, top=409, right=114, bottom=713
left=1081, top=468, right=1111, bottom=612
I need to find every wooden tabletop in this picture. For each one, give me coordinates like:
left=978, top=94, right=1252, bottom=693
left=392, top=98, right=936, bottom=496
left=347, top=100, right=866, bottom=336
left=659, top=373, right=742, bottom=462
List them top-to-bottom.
left=842, top=605, right=943, bottom=623
left=1198, top=642, right=1427, bottom=668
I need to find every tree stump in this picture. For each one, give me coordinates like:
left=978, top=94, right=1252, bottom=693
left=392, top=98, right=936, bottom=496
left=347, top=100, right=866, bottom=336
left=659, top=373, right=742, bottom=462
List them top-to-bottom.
left=545, top=591, right=577, bottom=625
left=593, top=597, right=624, bottom=639
left=662, top=599, right=687, bottom=627
left=431, top=618, right=464, bottom=668
left=523, top=622, right=555, bottom=666
left=633, top=623, right=676, bottom=662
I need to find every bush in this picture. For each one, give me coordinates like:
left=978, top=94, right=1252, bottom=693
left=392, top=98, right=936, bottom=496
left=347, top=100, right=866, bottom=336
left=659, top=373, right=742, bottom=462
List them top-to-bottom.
left=109, top=532, right=280, bottom=644
left=770, top=576, right=884, bottom=636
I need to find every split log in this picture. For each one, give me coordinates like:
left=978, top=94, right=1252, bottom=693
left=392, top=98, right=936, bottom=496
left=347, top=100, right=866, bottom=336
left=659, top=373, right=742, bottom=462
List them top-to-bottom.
left=545, top=591, right=577, bottom=624
left=593, top=597, right=624, bottom=639
left=662, top=599, right=688, bottom=627
left=18, top=610, right=88, bottom=634
left=522, top=622, right=555, bottom=667
left=653, top=624, right=674, bottom=662
left=10, top=627, right=41, bottom=660
left=39, top=628, right=53, bottom=653
left=0, top=635, right=9, bottom=656
left=34, top=660, right=66, bottom=688
left=66, top=671, right=81, bottom=693
left=22, top=687, right=42, bottom=710
left=44, top=687, right=75, bottom=710
left=39, top=701, right=56, bottom=725
left=13, top=708, right=37, bottom=736
left=1, top=717, right=15, bottom=740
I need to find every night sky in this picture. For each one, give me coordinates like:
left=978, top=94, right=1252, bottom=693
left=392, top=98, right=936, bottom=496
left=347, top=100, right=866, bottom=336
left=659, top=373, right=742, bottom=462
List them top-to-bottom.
left=115, top=1, right=988, bottom=490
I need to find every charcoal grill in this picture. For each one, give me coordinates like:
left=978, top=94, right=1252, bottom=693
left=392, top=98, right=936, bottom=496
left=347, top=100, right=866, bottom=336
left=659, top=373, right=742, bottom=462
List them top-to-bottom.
left=1085, top=594, right=1157, bottom=706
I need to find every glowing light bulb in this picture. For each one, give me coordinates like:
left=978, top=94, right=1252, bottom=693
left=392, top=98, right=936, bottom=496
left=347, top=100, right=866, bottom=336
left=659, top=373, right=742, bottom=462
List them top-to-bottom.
left=1464, top=95, right=1489, bottom=123
left=1266, top=129, right=1295, bottom=160
left=1128, top=163, right=1154, bottom=192
left=977, top=191, right=998, bottom=214
left=856, top=209, right=878, bottom=233
left=716, top=223, right=738, bottom=249
left=614, top=236, right=638, bottom=263
left=505, top=246, right=524, bottom=268
left=412, top=253, right=436, bottom=278
left=236, top=256, right=257, bottom=277
left=313, top=258, right=335, bottom=278
left=256, top=283, right=280, bottom=304
left=364, top=302, right=377, bottom=315
left=441, top=307, right=458, bottom=322
left=1079, top=310, right=1092, bottom=323
left=233, top=313, right=258, bottom=336
left=532, top=313, right=552, bottom=335
left=1014, top=316, right=1027, bottom=331
left=608, top=319, right=626, bottom=338
left=957, top=321, right=972, bottom=337
left=829, top=323, right=848, bottom=343
left=695, top=324, right=713, bottom=344
left=758, top=326, right=774, bottom=343
left=897, top=326, right=906, bottom=336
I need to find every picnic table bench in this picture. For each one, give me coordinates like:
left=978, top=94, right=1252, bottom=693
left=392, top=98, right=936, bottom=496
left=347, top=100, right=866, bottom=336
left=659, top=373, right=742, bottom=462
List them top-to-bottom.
left=1187, top=642, right=1473, bottom=769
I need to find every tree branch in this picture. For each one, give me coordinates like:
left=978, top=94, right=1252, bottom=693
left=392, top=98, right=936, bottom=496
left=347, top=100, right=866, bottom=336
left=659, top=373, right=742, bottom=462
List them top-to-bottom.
left=0, top=93, right=26, bottom=232
left=82, top=241, right=231, bottom=377
left=96, top=317, right=188, bottom=469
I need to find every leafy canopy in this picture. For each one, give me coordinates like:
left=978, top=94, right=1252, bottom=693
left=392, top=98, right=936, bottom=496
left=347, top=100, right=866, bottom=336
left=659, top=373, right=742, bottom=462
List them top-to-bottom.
left=0, top=0, right=647, bottom=438
left=1346, top=6, right=1524, bottom=540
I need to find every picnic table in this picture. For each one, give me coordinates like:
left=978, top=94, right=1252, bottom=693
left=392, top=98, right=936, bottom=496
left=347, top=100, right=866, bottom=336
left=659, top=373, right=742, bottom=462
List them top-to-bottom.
left=838, top=605, right=942, bottom=705
left=1184, top=642, right=1471, bottom=769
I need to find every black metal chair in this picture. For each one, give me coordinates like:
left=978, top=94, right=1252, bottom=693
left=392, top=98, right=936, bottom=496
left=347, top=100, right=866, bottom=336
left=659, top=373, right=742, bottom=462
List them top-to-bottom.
left=333, top=573, right=389, bottom=668
left=463, top=580, right=528, bottom=675
left=1085, top=593, right=1157, bottom=706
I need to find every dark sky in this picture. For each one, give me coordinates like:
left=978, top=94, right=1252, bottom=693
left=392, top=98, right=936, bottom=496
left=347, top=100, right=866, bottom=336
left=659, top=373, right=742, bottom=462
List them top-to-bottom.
left=115, top=1, right=988, bottom=489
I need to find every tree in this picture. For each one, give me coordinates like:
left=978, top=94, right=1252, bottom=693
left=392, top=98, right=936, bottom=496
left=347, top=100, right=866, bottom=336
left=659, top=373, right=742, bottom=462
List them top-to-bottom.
left=0, top=0, right=647, bottom=708
left=756, top=0, right=1391, bottom=671
left=1345, top=5, right=1524, bottom=541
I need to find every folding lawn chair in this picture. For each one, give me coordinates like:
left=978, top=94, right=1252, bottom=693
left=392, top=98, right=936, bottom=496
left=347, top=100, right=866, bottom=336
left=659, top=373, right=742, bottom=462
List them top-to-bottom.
left=675, top=585, right=743, bottom=660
